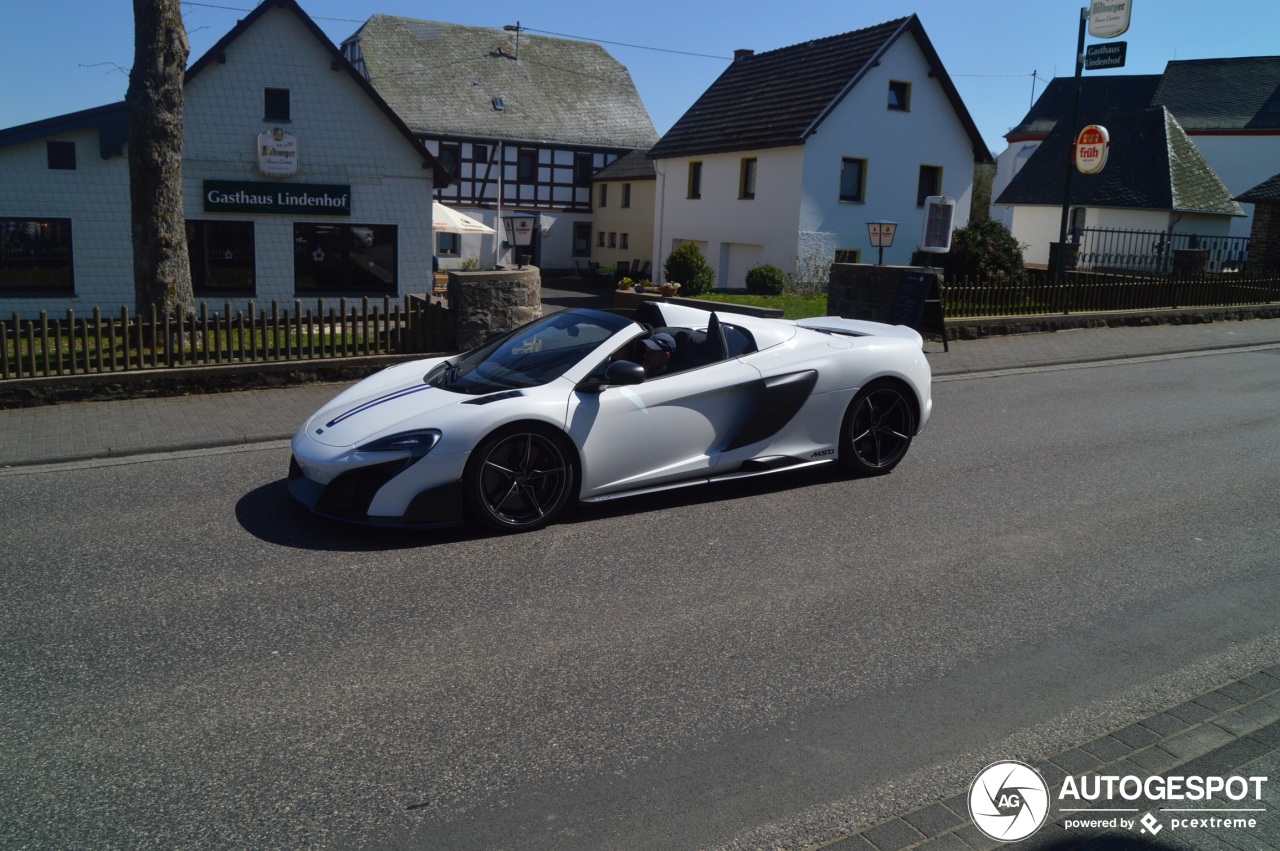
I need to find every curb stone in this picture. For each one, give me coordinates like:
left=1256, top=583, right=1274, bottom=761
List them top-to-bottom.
left=821, top=668, right=1280, bottom=850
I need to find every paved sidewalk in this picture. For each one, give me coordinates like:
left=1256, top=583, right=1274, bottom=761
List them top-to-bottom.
left=2, top=317, right=1279, bottom=469
left=827, top=665, right=1280, bottom=850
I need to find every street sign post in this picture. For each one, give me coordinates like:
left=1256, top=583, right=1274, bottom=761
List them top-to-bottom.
left=1085, top=41, right=1127, bottom=69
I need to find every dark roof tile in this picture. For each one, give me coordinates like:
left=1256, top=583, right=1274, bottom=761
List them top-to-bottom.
left=648, top=16, right=990, bottom=163
left=345, top=17, right=658, bottom=150
left=995, top=106, right=1242, bottom=216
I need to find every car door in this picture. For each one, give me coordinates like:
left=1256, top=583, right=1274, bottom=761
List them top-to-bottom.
left=566, top=360, right=762, bottom=498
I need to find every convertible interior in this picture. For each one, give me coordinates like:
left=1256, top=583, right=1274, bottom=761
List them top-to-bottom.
left=631, top=302, right=758, bottom=375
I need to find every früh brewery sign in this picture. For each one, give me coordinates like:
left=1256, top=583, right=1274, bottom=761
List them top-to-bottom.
left=1075, top=125, right=1111, bottom=175
left=203, top=180, right=352, bottom=215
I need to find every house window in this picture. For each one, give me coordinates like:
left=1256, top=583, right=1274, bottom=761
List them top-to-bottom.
left=888, top=80, right=911, bottom=111
left=264, top=87, right=291, bottom=121
left=47, top=141, right=76, bottom=170
left=438, top=143, right=460, bottom=176
left=473, top=143, right=489, bottom=164
left=517, top=149, right=538, bottom=182
left=574, top=153, right=593, bottom=186
left=739, top=158, right=757, bottom=200
left=839, top=158, right=867, bottom=203
left=687, top=161, right=703, bottom=199
left=917, top=165, right=942, bottom=206
left=622, top=183, right=632, bottom=208
left=598, top=184, right=608, bottom=208
left=0, top=218, right=74, bottom=293
left=186, top=220, right=255, bottom=294
left=573, top=222, right=592, bottom=257
left=293, top=223, right=397, bottom=294
left=597, top=231, right=605, bottom=247
left=609, top=232, right=617, bottom=248
left=437, top=233, right=460, bottom=256
left=621, top=233, right=629, bottom=250
left=834, top=248, right=861, bottom=264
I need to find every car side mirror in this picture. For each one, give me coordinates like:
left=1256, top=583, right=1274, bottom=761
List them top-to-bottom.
left=578, top=360, right=646, bottom=394
left=605, top=360, right=647, bottom=385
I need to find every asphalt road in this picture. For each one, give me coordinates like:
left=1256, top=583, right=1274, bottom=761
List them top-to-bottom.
left=2, top=347, right=1278, bottom=850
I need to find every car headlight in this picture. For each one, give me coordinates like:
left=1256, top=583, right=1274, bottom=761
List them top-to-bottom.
left=356, top=429, right=442, bottom=460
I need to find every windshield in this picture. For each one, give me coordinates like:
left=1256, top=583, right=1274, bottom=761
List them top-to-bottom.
left=430, top=309, right=631, bottom=395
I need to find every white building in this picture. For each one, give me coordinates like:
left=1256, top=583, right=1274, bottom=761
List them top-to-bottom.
left=0, top=0, right=447, bottom=319
left=646, top=16, right=992, bottom=287
left=340, top=17, right=658, bottom=274
left=991, top=58, right=1280, bottom=241
left=995, top=107, right=1243, bottom=269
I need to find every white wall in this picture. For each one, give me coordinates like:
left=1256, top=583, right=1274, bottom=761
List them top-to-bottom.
left=1, top=4, right=435, bottom=319
left=182, top=6, right=435, bottom=308
left=651, top=31, right=982, bottom=286
left=798, top=33, right=979, bottom=268
left=0, top=127, right=133, bottom=317
left=1183, top=134, right=1280, bottom=238
left=989, top=140, right=1040, bottom=228
left=652, top=147, right=805, bottom=289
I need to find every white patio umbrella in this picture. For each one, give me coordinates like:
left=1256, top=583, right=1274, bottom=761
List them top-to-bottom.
left=432, top=201, right=496, bottom=235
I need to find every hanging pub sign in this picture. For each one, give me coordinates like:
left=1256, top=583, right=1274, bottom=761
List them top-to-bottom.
left=1089, top=0, right=1133, bottom=38
left=1075, top=125, right=1111, bottom=175
left=257, top=128, right=298, bottom=176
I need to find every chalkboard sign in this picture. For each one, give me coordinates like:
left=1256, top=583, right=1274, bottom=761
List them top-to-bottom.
left=828, top=265, right=948, bottom=350
left=891, top=269, right=947, bottom=351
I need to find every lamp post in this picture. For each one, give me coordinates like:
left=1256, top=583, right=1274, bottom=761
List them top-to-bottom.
left=503, top=22, right=521, bottom=60
left=503, top=213, right=536, bottom=268
left=867, top=221, right=897, bottom=265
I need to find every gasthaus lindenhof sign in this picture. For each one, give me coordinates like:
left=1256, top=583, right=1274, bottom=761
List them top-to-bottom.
left=1089, top=0, right=1133, bottom=38
left=1075, top=125, right=1111, bottom=175
left=203, top=180, right=352, bottom=215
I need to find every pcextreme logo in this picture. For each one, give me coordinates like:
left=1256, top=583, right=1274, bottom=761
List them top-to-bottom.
left=968, top=760, right=1270, bottom=842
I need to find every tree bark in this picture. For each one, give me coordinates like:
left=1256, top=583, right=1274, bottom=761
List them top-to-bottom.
left=126, top=0, right=194, bottom=317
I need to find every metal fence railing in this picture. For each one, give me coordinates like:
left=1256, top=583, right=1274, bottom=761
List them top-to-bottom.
left=1073, top=228, right=1251, bottom=275
left=942, top=271, right=1280, bottom=319
left=1, top=295, right=454, bottom=381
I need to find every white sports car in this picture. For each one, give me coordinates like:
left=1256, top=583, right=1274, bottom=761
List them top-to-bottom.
left=288, top=301, right=932, bottom=532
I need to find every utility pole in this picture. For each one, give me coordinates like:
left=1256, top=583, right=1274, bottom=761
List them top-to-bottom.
left=1054, top=7, right=1088, bottom=280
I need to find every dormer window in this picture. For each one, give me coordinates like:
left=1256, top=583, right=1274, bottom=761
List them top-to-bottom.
left=888, top=80, right=911, bottom=111
left=264, top=87, right=291, bottom=121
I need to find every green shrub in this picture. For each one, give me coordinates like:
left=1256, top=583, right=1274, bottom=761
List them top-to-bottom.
left=911, top=218, right=1026, bottom=284
left=663, top=242, right=716, bottom=296
left=744, top=263, right=787, bottom=295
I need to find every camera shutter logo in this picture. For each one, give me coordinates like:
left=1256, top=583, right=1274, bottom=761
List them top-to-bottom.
left=969, top=761, right=1050, bottom=842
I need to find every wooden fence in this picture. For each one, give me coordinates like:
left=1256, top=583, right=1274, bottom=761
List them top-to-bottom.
left=942, top=271, right=1280, bottom=319
left=1, top=295, right=454, bottom=381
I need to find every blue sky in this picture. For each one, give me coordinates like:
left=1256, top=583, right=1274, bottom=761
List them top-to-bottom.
left=5, top=1, right=1279, bottom=154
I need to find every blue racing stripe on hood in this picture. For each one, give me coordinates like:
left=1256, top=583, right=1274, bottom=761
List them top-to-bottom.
left=325, top=384, right=434, bottom=428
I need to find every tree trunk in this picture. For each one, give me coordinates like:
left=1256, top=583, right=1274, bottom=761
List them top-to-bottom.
left=126, top=0, right=194, bottom=318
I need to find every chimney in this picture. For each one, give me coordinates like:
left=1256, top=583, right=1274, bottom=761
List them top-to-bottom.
left=734, top=49, right=754, bottom=62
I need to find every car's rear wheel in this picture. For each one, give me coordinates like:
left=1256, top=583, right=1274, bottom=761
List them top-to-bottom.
left=839, top=380, right=916, bottom=476
left=464, top=425, right=576, bottom=533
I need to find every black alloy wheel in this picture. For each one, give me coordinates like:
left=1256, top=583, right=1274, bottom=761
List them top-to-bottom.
left=840, top=381, right=915, bottom=476
left=465, top=426, right=575, bottom=532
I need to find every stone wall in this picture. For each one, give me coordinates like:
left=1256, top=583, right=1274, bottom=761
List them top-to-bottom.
left=1248, top=203, right=1280, bottom=274
left=447, top=266, right=541, bottom=350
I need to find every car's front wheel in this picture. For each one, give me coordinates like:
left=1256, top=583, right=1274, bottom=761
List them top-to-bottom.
left=839, top=380, right=916, bottom=476
left=464, top=425, right=576, bottom=533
